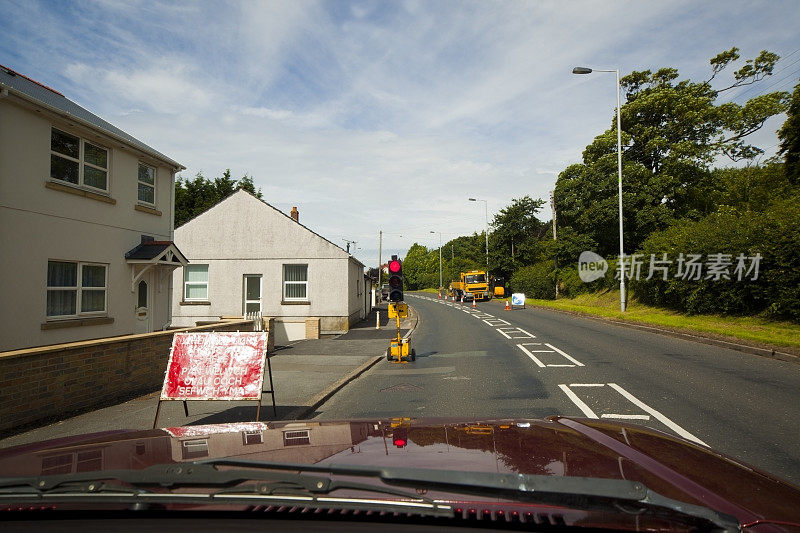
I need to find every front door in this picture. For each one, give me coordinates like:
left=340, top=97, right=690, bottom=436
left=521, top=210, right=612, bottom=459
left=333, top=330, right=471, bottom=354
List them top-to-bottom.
left=135, top=273, right=152, bottom=334
left=243, top=275, right=262, bottom=316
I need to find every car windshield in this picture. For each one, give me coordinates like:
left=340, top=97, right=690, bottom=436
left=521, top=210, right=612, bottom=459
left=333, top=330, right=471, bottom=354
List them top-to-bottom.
left=2, top=1, right=800, bottom=529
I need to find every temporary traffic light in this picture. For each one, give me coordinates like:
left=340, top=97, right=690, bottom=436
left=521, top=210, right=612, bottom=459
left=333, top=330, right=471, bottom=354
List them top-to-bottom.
left=388, top=255, right=403, bottom=302
left=393, top=428, right=408, bottom=448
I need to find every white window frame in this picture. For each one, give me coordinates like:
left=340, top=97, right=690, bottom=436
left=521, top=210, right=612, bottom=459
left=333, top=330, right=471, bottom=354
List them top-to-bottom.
left=50, top=127, right=110, bottom=193
left=137, top=162, right=157, bottom=206
left=46, top=260, right=108, bottom=319
left=184, top=264, right=209, bottom=301
left=283, top=264, right=308, bottom=301
left=243, top=274, right=262, bottom=314
left=283, top=429, right=310, bottom=446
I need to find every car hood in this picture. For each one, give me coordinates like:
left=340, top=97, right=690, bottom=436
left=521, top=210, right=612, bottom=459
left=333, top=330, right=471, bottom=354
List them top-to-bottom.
left=1, top=416, right=799, bottom=528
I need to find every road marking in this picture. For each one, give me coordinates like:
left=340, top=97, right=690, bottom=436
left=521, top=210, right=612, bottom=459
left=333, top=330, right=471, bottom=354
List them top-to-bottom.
left=483, top=318, right=510, bottom=326
left=496, top=327, right=536, bottom=339
left=544, top=343, right=584, bottom=367
left=517, top=344, right=546, bottom=367
left=560, top=383, right=708, bottom=447
left=606, top=383, right=708, bottom=447
left=558, top=384, right=599, bottom=418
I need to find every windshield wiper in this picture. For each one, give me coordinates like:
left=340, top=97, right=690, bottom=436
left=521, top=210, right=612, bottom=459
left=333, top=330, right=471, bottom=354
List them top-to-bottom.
left=197, top=459, right=741, bottom=531
left=0, top=460, right=739, bottom=530
left=0, top=462, right=448, bottom=515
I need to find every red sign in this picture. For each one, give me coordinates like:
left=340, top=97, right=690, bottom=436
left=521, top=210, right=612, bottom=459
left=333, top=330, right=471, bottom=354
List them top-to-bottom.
left=161, top=332, right=267, bottom=401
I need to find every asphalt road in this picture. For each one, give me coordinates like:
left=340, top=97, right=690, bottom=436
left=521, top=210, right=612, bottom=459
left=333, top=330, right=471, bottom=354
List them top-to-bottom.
left=313, top=292, right=800, bottom=486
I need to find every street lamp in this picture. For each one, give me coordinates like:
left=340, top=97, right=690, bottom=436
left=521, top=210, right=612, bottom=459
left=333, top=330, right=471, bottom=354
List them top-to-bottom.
left=572, top=66, right=627, bottom=312
left=468, top=198, right=489, bottom=278
left=429, top=230, right=442, bottom=290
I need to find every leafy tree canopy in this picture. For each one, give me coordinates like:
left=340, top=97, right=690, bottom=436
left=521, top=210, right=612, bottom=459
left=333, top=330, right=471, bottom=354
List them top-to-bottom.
left=555, top=47, right=789, bottom=256
left=778, top=80, right=800, bottom=185
left=175, top=169, right=263, bottom=227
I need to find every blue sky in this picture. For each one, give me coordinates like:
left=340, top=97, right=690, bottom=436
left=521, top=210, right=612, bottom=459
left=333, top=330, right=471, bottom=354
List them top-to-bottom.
left=2, top=0, right=799, bottom=267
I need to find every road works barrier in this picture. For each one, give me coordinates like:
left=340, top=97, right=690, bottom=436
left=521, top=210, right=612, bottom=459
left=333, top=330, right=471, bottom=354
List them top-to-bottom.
left=0, top=319, right=268, bottom=436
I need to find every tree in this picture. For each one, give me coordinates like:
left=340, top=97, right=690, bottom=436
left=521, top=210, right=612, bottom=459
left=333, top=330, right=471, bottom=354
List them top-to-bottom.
left=555, top=48, right=789, bottom=256
left=778, top=80, right=800, bottom=185
left=174, top=169, right=263, bottom=227
left=489, top=195, right=547, bottom=279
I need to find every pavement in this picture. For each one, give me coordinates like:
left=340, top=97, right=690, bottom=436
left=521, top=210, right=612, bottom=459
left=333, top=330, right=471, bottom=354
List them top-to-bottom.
left=0, top=303, right=417, bottom=450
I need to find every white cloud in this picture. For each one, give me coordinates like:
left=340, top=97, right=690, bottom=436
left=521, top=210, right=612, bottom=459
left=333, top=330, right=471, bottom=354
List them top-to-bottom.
left=3, top=0, right=799, bottom=267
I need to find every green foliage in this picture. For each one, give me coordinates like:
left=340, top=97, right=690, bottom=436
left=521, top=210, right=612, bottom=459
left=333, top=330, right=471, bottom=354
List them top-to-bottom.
left=555, top=48, right=789, bottom=257
left=778, top=80, right=800, bottom=185
left=174, top=169, right=263, bottom=227
left=489, top=195, right=547, bottom=279
left=631, top=195, right=800, bottom=320
left=401, top=243, right=439, bottom=290
left=510, top=262, right=555, bottom=300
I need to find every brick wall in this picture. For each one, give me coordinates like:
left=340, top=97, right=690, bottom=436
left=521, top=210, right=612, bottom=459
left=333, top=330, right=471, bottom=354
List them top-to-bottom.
left=0, top=320, right=258, bottom=435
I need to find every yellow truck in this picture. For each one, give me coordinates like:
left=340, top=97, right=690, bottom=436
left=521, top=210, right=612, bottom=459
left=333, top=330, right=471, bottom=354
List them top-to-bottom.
left=449, top=270, right=492, bottom=302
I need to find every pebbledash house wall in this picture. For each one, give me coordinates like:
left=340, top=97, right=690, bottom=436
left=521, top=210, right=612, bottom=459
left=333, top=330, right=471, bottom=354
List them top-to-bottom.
left=0, top=69, right=183, bottom=352
left=170, top=190, right=369, bottom=341
left=0, top=319, right=258, bottom=435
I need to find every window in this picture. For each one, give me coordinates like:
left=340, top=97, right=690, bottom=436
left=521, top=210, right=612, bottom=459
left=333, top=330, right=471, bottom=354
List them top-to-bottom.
left=51, top=127, right=109, bottom=192
left=137, top=162, right=156, bottom=205
left=46, top=261, right=107, bottom=318
left=283, top=264, right=308, bottom=301
left=184, top=265, right=209, bottom=301
left=283, top=429, right=310, bottom=446
left=242, top=431, right=263, bottom=445
left=181, top=439, right=209, bottom=459
left=41, top=449, right=103, bottom=475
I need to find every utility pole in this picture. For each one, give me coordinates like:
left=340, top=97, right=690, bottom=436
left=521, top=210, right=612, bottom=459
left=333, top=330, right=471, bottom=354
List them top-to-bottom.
left=551, top=191, right=558, bottom=299
left=378, top=230, right=383, bottom=284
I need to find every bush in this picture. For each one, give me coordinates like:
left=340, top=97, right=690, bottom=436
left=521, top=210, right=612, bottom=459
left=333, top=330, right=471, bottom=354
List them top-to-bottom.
left=631, top=197, right=800, bottom=321
left=510, top=262, right=555, bottom=299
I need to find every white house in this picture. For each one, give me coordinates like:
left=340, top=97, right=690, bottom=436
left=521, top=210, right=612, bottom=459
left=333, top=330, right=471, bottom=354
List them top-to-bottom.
left=0, top=65, right=187, bottom=352
left=170, top=190, right=371, bottom=342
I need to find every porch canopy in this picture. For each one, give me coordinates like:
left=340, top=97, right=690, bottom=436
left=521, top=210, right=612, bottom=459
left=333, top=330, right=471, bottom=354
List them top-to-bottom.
left=125, top=241, right=188, bottom=292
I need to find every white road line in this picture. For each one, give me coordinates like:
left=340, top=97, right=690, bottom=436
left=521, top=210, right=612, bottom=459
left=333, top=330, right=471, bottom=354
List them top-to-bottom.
left=496, top=328, right=512, bottom=339
left=516, top=328, right=536, bottom=338
left=545, top=343, right=584, bottom=367
left=517, top=344, right=546, bottom=367
left=547, top=364, right=575, bottom=368
left=569, top=383, right=605, bottom=387
left=607, top=383, right=708, bottom=447
left=558, top=384, right=599, bottom=419
left=601, top=414, right=651, bottom=420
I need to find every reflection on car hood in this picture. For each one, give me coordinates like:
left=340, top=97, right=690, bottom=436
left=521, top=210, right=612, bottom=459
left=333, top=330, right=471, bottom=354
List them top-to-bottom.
left=1, top=416, right=799, bottom=527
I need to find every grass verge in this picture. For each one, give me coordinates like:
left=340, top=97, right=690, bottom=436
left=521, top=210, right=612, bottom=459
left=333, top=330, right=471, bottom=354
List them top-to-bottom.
left=524, top=291, right=800, bottom=353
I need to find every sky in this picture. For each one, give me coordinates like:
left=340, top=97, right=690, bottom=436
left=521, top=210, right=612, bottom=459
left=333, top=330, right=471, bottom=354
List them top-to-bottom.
left=2, top=0, right=799, bottom=268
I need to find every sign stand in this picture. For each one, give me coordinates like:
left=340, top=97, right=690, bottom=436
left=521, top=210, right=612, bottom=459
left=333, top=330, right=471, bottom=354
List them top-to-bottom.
left=511, top=293, right=526, bottom=309
left=153, top=331, right=275, bottom=429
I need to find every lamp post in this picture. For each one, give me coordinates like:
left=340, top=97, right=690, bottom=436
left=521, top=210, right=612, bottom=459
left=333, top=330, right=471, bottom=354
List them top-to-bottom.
left=572, top=66, right=627, bottom=312
left=468, top=198, right=489, bottom=278
left=429, top=230, right=442, bottom=290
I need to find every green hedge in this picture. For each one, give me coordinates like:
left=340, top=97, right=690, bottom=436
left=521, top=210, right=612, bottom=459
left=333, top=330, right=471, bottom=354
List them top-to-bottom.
left=631, top=197, right=800, bottom=321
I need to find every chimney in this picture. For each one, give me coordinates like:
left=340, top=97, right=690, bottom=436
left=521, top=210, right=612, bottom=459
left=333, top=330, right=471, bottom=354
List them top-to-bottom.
left=290, top=206, right=299, bottom=222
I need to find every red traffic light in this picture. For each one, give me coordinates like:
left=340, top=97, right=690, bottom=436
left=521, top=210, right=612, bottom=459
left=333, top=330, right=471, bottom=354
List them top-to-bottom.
left=388, top=260, right=401, bottom=273
left=393, top=428, right=408, bottom=448
left=393, top=437, right=407, bottom=447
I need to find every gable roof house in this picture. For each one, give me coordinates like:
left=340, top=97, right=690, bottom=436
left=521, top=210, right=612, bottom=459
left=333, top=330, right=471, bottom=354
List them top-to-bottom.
left=0, top=65, right=187, bottom=352
left=170, top=190, right=371, bottom=343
